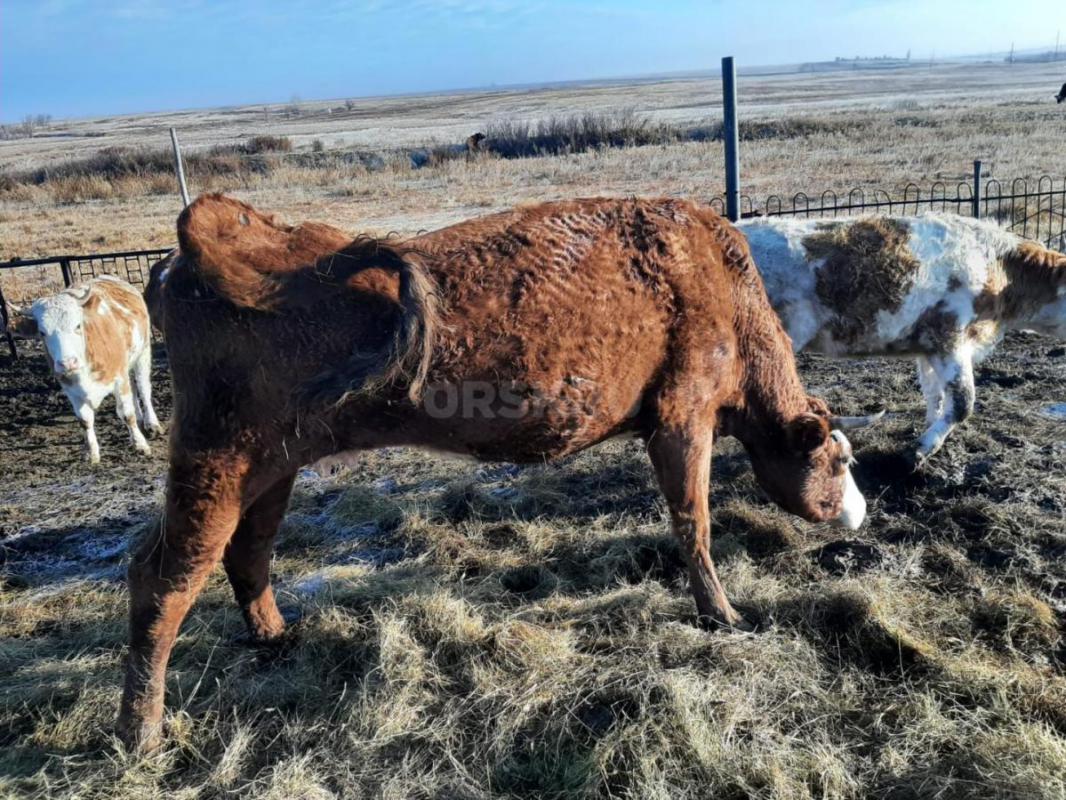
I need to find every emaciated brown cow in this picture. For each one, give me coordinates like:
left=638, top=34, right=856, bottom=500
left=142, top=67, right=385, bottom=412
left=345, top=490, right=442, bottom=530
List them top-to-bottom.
left=120, top=195, right=865, bottom=749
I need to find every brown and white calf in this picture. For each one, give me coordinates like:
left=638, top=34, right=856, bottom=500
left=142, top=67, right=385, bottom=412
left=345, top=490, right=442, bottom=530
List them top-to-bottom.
left=120, top=194, right=865, bottom=749
left=740, top=213, right=1066, bottom=463
left=10, top=275, right=161, bottom=463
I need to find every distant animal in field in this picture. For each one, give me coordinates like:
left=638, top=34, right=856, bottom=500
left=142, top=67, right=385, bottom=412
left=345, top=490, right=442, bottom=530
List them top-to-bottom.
left=1055, top=82, right=1066, bottom=103
left=466, top=131, right=486, bottom=153
left=121, top=194, right=866, bottom=750
left=740, top=213, right=1066, bottom=465
left=8, top=275, right=161, bottom=463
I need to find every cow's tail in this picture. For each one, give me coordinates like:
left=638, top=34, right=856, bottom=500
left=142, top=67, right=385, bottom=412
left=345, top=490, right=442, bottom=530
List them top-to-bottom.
left=175, top=193, right=439, bottom=406
left=280, top=240, right=439, bottom=407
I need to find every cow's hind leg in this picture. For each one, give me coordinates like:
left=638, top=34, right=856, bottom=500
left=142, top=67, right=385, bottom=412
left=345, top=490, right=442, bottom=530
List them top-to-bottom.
left=132, top=346, right=163, bottom=437
left=915, top=347, right=975, bottom=466
left=115, top=377, right=151, bottom=455
left=647, top=426, right=749, bottom=630
left=117, top=454, right=251, bottom=751
left=224, top=472, right=296, bottom=643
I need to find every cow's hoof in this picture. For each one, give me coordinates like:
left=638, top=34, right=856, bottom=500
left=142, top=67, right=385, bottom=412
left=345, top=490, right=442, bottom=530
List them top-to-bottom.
left=146, top=423, right=165, bottom=439
left=906, top=450, right=929, bottom=473
left=234, top=607, right=302, bottom=648
left=697, top=607, right=758, bottom=633
left=721, top=611, right=758, bottom=633
left=116, top=716, right=163, bottom=754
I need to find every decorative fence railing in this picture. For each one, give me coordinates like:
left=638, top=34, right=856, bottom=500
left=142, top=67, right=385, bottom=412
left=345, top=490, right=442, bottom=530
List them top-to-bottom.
left=707, top=173, right=1066, bottom=252
left=0, top=247, right=171, bottom=358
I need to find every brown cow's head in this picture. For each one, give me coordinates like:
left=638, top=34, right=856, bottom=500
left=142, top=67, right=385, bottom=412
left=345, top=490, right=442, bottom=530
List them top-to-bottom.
left=143, top=250, right=179, bottom=335
left=745, top=410, right=866, bottom=530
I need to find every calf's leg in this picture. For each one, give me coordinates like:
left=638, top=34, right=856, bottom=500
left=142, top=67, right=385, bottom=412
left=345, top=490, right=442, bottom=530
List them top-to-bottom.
left=132, top=346, right=163, bottom=436
left=915, top=347, right=975, bottom=464
left=115, top=377, right=151, bottom=455
left=72, top=399, right=101, bottom=464
left=647, top=427, right=749, bottom=630
left=117, top=454, right=251, bottom=751
left=224, top=472, right=296, bottom=643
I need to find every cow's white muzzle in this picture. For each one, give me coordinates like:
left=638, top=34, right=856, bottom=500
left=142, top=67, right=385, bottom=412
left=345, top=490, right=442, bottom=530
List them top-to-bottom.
left=833, top=467, right=866, bottom=530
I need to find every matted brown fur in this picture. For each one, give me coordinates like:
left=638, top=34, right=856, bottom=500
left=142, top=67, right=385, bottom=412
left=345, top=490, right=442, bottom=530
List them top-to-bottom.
left=171, top=194, right=438, bottom=403
left=120, top=195, right=857, bottom=751
left=804, top=218, right=920, bottom=344
left=975, top=241, right=1066, bottom=322
left=80, top=278, right=148, bottom=386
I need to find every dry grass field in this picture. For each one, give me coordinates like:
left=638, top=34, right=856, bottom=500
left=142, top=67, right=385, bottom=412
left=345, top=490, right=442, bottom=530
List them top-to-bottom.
left=2, top=59, right=1066, bottom=799
left=0, top=60, right=1062, bottom=264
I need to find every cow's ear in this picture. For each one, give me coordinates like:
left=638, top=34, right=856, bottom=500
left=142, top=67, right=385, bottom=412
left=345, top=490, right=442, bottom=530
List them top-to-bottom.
left=8, top=311, right=38, bottom=337
left=806, top=396, right=831, bottom=418
left=787, top=412, right=829, bottom=454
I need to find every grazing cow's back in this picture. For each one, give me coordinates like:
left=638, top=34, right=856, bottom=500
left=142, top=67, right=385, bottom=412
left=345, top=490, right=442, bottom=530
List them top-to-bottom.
left=741, top=213, right=1066, bottom=462
left=12, top=275, right=161, bottom=462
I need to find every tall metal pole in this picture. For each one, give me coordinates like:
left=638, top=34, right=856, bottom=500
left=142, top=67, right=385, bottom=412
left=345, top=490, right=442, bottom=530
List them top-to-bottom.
left=722, top=56, right=740, bottom=223
left=169, top=127, right=191, bottom=208
left=972, top=159, right=982, bottom=219
left=0, top=282, right=17, bottom=360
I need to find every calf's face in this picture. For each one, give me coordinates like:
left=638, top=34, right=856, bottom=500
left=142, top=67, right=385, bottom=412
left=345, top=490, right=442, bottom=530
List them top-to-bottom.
left=30, top=294, right=89, bottom=378
left=747, top=413, right=866, bottom=531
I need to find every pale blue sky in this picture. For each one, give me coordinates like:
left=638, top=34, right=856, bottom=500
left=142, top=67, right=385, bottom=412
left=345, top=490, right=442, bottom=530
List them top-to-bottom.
left=2, top=0, right=1062, bottom=121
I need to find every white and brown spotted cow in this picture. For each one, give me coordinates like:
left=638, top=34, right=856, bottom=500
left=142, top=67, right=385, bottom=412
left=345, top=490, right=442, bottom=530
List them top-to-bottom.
left=741, top=213, right=1066, bottom=465
left=10, top=275, right=162, bottom=463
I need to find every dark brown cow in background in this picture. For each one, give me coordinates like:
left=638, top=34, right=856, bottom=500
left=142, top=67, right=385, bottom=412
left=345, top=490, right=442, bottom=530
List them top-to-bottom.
left=466, top=131, right=486, bottom=154
left=121, top=195, right=866, bottom=749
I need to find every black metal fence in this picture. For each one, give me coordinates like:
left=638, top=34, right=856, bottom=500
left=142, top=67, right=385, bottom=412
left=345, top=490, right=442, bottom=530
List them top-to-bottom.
left=708, top=172, right=1066, bottom=252
left=0, top=247, right=171, bottom=358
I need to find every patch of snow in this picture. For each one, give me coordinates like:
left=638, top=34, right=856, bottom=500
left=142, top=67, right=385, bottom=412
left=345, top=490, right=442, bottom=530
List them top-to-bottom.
left=1039, top=403, right=1066, bottom=420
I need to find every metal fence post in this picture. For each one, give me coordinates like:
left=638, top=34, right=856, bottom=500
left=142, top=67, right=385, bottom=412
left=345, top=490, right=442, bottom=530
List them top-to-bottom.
left=722, top=56, right=740, bottom=223
left=170, top=127, right=191, bottom=208
left=972, top=160, right=982, bottom=219
left=59, top=258, right=73, bottom=287
left=0, top=281, right=17, bottom=360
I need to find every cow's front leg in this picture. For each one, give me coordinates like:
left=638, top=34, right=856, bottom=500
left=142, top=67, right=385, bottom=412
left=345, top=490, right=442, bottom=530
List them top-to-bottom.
left=914, top=348, right=974, bottom=466
left=916, top=356, right=944, bottom=427
left=73, top=400, right=101, bottom=464
left=647, top=426, right=750, bottom=630
left=117, top=453, right=251, bottom=752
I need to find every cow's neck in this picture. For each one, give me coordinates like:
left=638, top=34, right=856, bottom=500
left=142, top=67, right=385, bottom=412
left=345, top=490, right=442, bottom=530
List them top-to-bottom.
left=992, top=244, right=1066, bottom=329
left=722, top=302, right=809, bottom=442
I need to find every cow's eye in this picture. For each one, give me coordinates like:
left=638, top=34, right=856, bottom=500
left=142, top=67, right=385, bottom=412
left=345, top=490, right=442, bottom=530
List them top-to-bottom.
left=75, top=324, right=83, bottom=333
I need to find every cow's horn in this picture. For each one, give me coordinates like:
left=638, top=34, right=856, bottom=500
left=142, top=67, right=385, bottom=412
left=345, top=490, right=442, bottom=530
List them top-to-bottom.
left=830, top=409, right=886, bottom=430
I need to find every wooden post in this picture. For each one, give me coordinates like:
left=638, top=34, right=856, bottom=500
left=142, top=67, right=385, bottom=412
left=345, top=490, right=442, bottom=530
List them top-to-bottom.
left=722, top=56, right=740, bottom=222
left=170, top=127, right=191, bottom=208
left=972, top=160, right=982, bottom=219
